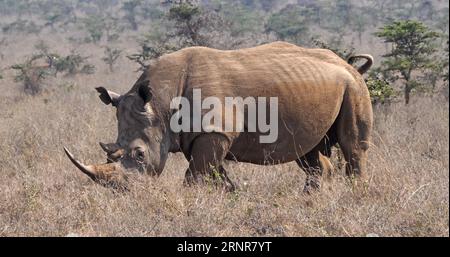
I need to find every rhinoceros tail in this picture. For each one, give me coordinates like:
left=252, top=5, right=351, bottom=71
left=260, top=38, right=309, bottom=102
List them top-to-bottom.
left=347, top=54, right=374, bottom=75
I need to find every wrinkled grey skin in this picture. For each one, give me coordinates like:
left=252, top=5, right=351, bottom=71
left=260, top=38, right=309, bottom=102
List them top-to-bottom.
left=98, top=84, right=173, bottom=176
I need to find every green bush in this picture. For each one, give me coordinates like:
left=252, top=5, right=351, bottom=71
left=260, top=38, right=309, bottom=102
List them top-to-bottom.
left=53, top=51, right=96, bottom=76
left=11, top=55, right=53, bottom=95
left=366, top=72, right=396, bottom=104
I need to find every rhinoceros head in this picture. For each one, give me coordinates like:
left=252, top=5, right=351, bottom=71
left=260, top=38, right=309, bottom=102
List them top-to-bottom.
left=64, top=79, right=173, bottom=190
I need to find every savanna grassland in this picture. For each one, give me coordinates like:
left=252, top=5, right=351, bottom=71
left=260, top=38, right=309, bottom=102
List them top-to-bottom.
left=0, top=0, right=448, bottom=236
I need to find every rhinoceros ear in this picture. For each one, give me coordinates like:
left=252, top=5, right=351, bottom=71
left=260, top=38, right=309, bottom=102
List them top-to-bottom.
left=138, top=82, right=152, bottom=103
left=95, top=87, right=121, bottom=107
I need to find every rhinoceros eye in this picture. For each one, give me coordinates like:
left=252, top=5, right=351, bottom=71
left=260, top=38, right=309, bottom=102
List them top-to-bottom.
left=135, top=148, right=145, bottom=162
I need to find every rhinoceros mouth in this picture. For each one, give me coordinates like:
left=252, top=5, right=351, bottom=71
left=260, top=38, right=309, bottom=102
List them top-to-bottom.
left=63, top=147, right=128, bottom=190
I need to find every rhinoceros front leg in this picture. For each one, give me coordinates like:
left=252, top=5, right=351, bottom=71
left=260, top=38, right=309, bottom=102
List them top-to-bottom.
left=183, top=133, right=236, bottom=192
left=296, top=135, right=336, bottom=193
left=296, top=140, right=337, bottom=194
left=296, top=150, right=323, bottom=194
left=297, top=152, right=335, bottom=193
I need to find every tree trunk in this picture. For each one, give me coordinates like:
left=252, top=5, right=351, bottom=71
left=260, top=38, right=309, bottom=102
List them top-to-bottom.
left=404, top=70, right=413, bottom=105
left=404, top=83, right=412, bottom=105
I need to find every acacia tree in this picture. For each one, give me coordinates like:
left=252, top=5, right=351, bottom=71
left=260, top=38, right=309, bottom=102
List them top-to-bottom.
left=127, top=0, right=228, bottom=70
left=127, top=1, right=201, bottom=69
left=167, top=1, right=225, bottom=47
left=82, top=15, right=121, bottom=44
left=376, top=20, right=440, bottom=104
left=127, top=25, right=178, bottom=70
left=102, top=47, right=122, bottom=72
left=52, top=51, right=96, bottom=76
left=11, top=54, right=54, bottom=95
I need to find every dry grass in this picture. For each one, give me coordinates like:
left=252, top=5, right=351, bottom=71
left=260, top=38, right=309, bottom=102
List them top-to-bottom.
left=0, top=24, right=448, bottom=237
left=0, top=77, right=448, bottom=236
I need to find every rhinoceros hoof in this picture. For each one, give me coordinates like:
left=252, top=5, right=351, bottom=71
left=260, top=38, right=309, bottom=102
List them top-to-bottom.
left=303, top=177, right=321, bottom=194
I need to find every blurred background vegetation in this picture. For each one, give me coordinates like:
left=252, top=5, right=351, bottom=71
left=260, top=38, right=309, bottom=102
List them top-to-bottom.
left=0, top=0, right=448, bottom=104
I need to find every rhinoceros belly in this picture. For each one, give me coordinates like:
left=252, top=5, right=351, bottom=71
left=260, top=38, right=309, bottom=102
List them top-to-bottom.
left=227, top=93, right=343, bottom=164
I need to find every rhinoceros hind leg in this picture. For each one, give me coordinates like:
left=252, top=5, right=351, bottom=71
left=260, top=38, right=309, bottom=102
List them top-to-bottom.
left=336, top=89, right=372, bottom=182
left=183, top=133, right=235, bottom=192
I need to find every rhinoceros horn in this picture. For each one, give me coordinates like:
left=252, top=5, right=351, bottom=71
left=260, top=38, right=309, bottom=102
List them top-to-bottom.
left=63, top=147, right=128, bottom=190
